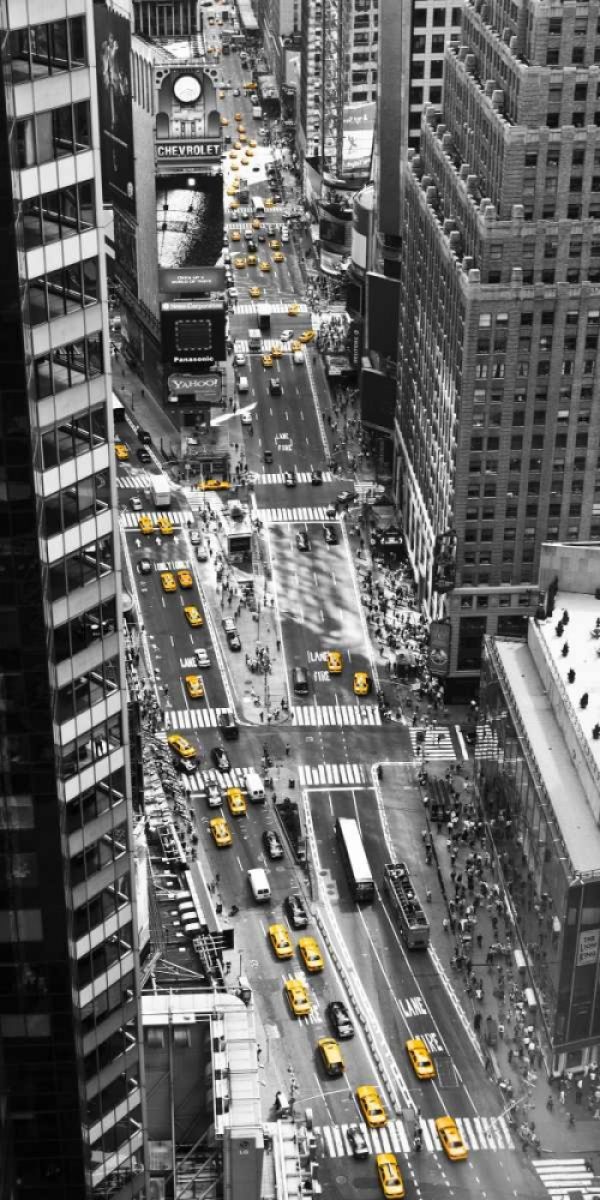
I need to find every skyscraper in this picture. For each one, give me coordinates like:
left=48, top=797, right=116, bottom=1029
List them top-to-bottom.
left=396, top=0, right=600, bottom=688
left=0, top=4, right=145, bottom=1195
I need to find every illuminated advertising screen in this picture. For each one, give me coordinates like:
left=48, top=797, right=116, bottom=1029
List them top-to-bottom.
left=94, top=6, right=136, bottom=216
left=342, top=101, right=376, bottom=177
left=161, top=300, right=226, bottom=367
left=427, top=620, right=451, bottom=677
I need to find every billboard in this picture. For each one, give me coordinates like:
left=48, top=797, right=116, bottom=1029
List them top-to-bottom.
left=94, top=6, right=136, bottom=216
left=342, top=101, right=376, bottom=177
left=155, top=139, right=222, bottom=163
left=113, top=210, right=138, bottom=297
left=159, top=267, right=226, bottom=294
left=161, top=300, right=226, bottom=367
left=168, top=373, right=221, bottom=405
left=432, top=530, right=458, bottom=594
left=427, top=621, right=451, bottom=678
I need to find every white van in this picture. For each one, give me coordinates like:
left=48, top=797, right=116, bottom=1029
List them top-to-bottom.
left=238, top=375, right=249, bottom=393
left=245, top=770, right=265, bottom=803
left=248, top=867, right=271, bottom=902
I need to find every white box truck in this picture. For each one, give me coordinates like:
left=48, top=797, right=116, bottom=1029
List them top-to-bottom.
left=150, top=475, right=171, bottom=507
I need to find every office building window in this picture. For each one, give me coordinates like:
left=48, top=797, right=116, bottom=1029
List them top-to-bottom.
left=9, top=17, right=87, bottom=83
left=17, top=101, right=91, bottom=167
left=22, top=181, right=95, bottom=249
left=26, top=258, right=98, bottom=326
left=31, top=332, right=104, bottom=399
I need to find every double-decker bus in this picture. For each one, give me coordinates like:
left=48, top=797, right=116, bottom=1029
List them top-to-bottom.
left=336, top=817, right=375, bottom=903
left=383, top=863, right=430, bottom=948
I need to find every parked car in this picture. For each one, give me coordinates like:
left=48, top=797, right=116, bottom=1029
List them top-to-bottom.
left=263, top=829, right=284, bottom=860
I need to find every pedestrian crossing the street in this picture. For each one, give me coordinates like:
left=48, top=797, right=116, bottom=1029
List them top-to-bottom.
left=255, top=471, right=333, bottom=486
left=262, top=506, right=334, bottom=524
left=120, top=510, right=193, bottom=529
left=292, top=705, right=382, bottom=729
left=164, top=708, right=232, bottom=731
left=409, top=726, right=456, bottom=761
left=298, top=762, right=368, bottom=788
left=315, top=1114, right=515, bottom=1159
left=532, top=1157, right=598, bottom=1199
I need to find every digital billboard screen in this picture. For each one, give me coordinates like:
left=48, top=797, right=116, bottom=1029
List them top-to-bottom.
left=94, top=5, right=136, bottom=217
left=161, top=300, right=226, bottom=367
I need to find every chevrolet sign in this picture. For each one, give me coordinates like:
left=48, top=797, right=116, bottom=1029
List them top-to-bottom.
left=156, top=140, right=222, bottom=161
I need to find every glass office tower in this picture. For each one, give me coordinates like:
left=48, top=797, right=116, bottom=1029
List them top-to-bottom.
left=0, top=3, right=145, bottom=1196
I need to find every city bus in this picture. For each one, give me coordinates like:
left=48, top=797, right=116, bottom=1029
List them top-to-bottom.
left=251, top=195, right=265, bottom=214
left=336, top=817, right=375, bottom=903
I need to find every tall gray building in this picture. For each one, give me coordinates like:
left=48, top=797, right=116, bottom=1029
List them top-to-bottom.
left=396, top=0, right=600, bottom=689
left=0, top=2, right=146, bottom=1194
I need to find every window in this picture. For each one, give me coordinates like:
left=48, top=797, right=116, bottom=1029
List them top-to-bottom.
left=433, top=8, right=446, bottom=25
left=9, top=17, right=87, bottom=83
left=549, top=17, right=562, bottom=34
left=412, top=34, right=426, bottom=52
left=431, top=34, right=446, bottom=52
left=572, top=47, right=585, bottom=64
left=17, top=101, right=91, bottom=167
left=22, top=181, right=95, bottom=249
left=26, top=258, right=98, bottom=326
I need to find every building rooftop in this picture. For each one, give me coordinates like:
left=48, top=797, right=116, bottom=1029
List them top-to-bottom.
left=494, top=636, right=600, bottom=875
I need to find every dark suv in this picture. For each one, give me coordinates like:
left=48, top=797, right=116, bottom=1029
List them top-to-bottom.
left=284, top=893, right=309, bottom=929
left=326, top=1000, right=355, bottom=1040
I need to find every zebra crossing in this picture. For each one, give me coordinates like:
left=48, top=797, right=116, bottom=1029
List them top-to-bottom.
left=232, top=301, right=308, bottom=316
left=116, top=471, right=157, bottom=489
left=256, top=471, right=333, bottom=486
left=262, top=506, right=334, bottom=524
left=120, top=510, right=194, bottom=529
left=292, top=705, right=381, bottom=729
left=164, top=708, right=232, bottom=731
left=474, top=722, right=503, bottom=761
left=409, top=726, right=455, bottom=760
left=298, top=762, right=368, bottom=788
left=176, top=764, right=263, bottom=793
left=316, top=1114, right=515, bottom=1159
left=532, top=1157, right=598, bottom=1199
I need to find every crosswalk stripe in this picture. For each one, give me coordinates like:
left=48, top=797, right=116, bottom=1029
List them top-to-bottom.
left=232, top=301, right=309, bottom=316
left=115, top=471, right=157, bottom=489
left=254, top=471, right=333, bottom=485
left=262, top=506, right=333, bottom=524
left=120, top=510, right=193, bottom=529
left=291, top=705, right=382, bottom=729
left=164, top=708, right=229, bottom=730
left=409, top=727, right=455, bottom=761
left=298, top=763, right=367, bottom=787
left=315, top=1115, right=517, bottom=1159
left=496, top=1116, right=514, bottom=1149
left=458, top=1117, right=477, bottom=1151
left=475, top=1117, right=490, bottom=1149
left=391, top=1120, right=411, bottom=1155
left=421, top=1121, right=436, bottom=1152
left=321, top=1126, right=336, bottom=1157
left=332, top=1126, right=345, bottom=1156
left=378, top=1128, right=392, bottom=1153
left=370, top=1130, right=383, bottom=1154
left=533, top=1158, right=596, bottom=1199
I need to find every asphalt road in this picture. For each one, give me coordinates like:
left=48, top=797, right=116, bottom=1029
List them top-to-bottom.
left=114, top=52, right=546, bottom=1200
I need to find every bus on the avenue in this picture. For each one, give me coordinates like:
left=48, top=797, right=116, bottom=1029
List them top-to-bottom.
left=336, top=817, right=375, bottom=903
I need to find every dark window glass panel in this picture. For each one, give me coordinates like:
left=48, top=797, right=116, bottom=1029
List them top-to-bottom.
left=69, top=17, right=87, bottom=67
left=50, top=20, right=69, bottom=73
left=74, top=101, right=91, bottom=151
left=52, top=105, right=73, bottom=157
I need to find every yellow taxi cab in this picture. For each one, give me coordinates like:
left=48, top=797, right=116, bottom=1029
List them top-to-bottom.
left=243, top=81, right=257, bottom=91
left=219, top=90, right=225, bottom=98
left=234, top=111, right=242, bottom=121
left=220, top=115, right=229, bottom=126
left=237, top=124, right=246, bottom=133
left=238, top=132, right=247, bottom=142
left=249, top=138, right=257, bottom=148
left=233, top=140, right=242, bottom=150
left=229, top=149, right=239, bottom=159
left=240, top=156, right=250, bottom=166
left=230, top=161, right=240, bottom=171
left=226, top=184, right=238, bottom=197
left=265, top=196, right=275, bottom=208
left=229, top=200, right=240, bottom=210
left=252, top=216, right=261, bottom=229
left=231, top=229, right=241, bottom=241
left=269, top=239, right=281, bottom=250
left=273, top=252, right=285, bottom=263
left=246, top=253, right=258, bottom=266
left=233, top=256, right=247, bottom=269
left=259, top=260, right=271, bottom=272
left=249, top=286, right=262, bottom=298
left=288, top=302, right=301, bottom=315
left=300, top=328, right=316, bottom=343
left=291, top=339, right=302, bottom=353
left=270, top=343, right=283, bottom=358
left=262, top=353, right=273, bottom=368
left=114, top=442, right=129, bottom=460
left=197, top=478, right=224, bottom=491
left=138, top=515, right=155, bottom=535
left=157, top=515, right=174, bottom=536
left=177, top=569, right=193, bottom=589
left=160, top=571, right=177, bottom=593
left=183, top=605, right=204, bottom=627
left=326, top=651, right=343, bottom=674
left=353, top=671, right=371, bottom=696
left=185, top=674, right=205, bottom=700
left=167, top=733, right=198, bottom=761
left=226, top=787, right=247, bottom=817
left=210, top=816, right=233, bottom=847
left=268, top=923, right=294, bottom=960
left=298, top=936, right=324, bottom=974
left=284, top=978, right=312, bottom=1018
left=317, top=1037, right=345, bottom=1078
left=405, top=1037, right=436, bottom=1080
left=356, top=1085, right=388, bottom=1128
left=435, top=1116, right=468, bottom=1161
left=376, top=1154, right=405, bottom=1199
